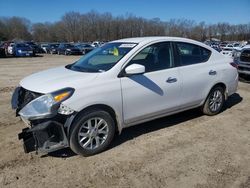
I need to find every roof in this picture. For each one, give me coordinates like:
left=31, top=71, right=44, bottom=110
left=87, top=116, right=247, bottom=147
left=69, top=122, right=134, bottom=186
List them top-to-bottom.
left=112, top=36, right=211, bottom=50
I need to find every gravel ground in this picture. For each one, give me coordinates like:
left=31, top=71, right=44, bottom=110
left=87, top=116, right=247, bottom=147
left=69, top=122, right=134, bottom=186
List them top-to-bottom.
left=0, top=54, right=249, bottom=188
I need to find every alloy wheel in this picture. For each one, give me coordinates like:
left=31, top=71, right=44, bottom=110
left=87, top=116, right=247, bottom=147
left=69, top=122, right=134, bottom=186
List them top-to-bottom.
left=209, top=90, right=223, bottom=112
left=78, top=117, right=109, bottom=150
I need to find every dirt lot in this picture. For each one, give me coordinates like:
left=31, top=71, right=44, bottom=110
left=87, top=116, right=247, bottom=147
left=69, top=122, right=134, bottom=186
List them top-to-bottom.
left=0, top=54, right=249, bottom=188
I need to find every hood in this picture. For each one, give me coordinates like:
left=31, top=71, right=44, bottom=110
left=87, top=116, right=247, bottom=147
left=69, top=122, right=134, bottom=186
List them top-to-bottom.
left=20, top=66, right=98, bottom=93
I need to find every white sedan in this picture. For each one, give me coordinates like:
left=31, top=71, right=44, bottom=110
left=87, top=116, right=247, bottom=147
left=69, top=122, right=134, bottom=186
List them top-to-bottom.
left=12, top=37, right=238, bottom=156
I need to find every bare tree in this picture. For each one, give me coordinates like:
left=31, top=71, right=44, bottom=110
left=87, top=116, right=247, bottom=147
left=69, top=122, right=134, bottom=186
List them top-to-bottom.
left=1, top=12, right=250, bottom=43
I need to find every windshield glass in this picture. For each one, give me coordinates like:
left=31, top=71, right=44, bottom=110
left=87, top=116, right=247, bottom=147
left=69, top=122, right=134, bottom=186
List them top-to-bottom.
left=67, top=42, right=137, bottom=72
left=16, top=43, right=29, bottom=48
left=65, top=44, right=74, bottom=48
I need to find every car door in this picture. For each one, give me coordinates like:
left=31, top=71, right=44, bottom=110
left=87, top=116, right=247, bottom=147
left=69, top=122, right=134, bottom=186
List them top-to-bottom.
left=120, top=42, right=182, bottom=125
left=174, top=42, right=218, bottom=108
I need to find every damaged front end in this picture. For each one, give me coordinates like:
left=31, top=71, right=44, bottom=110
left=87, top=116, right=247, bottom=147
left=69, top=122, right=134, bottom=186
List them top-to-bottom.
left=12, top=87, right=76, bottom=154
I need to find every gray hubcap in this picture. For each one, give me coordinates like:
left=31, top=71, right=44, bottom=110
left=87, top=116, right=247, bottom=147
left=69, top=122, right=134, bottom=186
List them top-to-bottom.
left=209, top=90, right=223, bottom=112
left=78, top=118, right=109, bottom=150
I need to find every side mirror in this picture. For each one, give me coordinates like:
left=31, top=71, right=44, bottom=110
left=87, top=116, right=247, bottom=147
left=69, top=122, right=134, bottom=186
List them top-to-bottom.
left=125, top=64, right=145, bottom=75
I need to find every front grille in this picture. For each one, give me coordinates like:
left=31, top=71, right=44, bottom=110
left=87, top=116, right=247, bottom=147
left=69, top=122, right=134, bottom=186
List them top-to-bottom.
left=240, top=49, right=250, bottom=62
left=17, top=87, right=42, bottom=112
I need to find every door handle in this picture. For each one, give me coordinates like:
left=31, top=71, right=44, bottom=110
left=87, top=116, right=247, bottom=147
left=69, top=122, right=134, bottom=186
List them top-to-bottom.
left=209, top=70, right=217, bottom=75
left=166, top=77, right=177, bottom=83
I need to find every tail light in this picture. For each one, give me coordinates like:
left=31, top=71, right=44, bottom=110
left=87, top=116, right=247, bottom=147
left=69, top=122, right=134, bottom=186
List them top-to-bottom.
left=230, top=62, right=238, bottom=69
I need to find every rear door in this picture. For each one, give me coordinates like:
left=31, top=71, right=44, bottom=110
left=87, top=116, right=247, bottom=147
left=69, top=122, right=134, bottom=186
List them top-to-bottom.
left=120, top=42, right=182, bottom=125
left=173, top=42, right=217, bottom=108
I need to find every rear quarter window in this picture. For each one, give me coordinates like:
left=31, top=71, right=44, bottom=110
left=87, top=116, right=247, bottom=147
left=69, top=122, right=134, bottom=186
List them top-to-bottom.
left=176, top=42, right=211, bottom=66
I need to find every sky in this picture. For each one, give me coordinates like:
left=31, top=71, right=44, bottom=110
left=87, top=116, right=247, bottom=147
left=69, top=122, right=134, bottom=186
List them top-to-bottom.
left=0, top=0, right=249, bottom=24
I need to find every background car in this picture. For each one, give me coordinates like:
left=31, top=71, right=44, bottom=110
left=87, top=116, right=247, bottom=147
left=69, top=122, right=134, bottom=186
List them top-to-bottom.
left=25, top=41, right=43, bottom=53
left=219, top=42, right=228, bottom=49
left=7, top=43, right=15, bottom=55
left=13, top=43, right=35, bottom=57
left=40, top=43, right=50, bottom=53
left=47, top=43, right=59, bottom=54
left=57, top=43, right=81, bottom=55
left=75, top=43, right=94, bottom=54
left=0, top=46, right=6, bottom=57
left=220, top=47, right=233, bottom=58
left=234, top=47, right=250, bottom=77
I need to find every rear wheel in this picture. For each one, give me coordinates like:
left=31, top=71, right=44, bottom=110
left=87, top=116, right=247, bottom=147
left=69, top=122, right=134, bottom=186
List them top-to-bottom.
left=202, top=86, right=225, bottom=115
left=69, top=110, right=115, bottom=156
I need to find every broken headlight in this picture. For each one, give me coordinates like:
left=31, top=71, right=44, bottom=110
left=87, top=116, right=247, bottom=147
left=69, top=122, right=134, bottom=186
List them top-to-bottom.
left=19, top=88, right=74, bottom=120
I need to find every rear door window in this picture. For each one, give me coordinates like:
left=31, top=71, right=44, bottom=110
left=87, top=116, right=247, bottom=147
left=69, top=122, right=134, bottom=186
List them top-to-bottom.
left=175, top=42, right=211, bottom=66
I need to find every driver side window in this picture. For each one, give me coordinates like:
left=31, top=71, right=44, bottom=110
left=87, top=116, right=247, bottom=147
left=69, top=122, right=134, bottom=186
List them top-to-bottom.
left=128, top=42, right=173, bottom=73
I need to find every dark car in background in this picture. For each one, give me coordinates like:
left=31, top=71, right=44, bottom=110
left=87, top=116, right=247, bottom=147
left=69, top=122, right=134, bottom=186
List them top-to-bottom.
left=25, top=42, right=43, bottom=53
left=13, top=43, right=35, bottom=57
left=47, top=43, right=59, bottom=54
left=57, top=43, right=81, bottom=55
left=75, top=43, right=94, bottom=54
left=0, top=46, right=6, bottom=57
left=234, top=47, right=250, bottom=78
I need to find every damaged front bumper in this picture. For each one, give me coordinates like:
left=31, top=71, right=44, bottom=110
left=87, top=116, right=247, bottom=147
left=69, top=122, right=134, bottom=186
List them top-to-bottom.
left=12, top=86, right=76, bottom=154
left=18, top=120, right=69, bottom=153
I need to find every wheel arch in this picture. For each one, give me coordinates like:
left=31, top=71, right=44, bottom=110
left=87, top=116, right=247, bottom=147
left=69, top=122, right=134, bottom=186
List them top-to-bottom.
left=202, top=82, right=228, bottom=106
left=211, top=82, right=228, bottom=99
left=66, top=104, right=121, bottom=137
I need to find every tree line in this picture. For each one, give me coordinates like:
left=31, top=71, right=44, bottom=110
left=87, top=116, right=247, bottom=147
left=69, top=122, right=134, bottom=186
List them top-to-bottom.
left=0, top=11, right=249, bottom=43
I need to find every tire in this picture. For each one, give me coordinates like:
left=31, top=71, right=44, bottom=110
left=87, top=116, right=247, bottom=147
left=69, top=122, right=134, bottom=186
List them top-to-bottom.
left=57, top=51, right=60, bottom=55
left=65, top=51, right=68, bottom=55
left=202, top=86, right=225, bottom=116
left=69, top=110, right=115, bottom=156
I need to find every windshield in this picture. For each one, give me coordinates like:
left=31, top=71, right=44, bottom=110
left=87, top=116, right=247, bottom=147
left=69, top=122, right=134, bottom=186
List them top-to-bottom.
left=66, top=42, right=137, bottom=72
left=16, top=43, right=29, bottom=48
left=51, top=44, right=59, bottom=48
left=65, top=44, right=74, bottom=48
left=79, top=44, right=92, bottom=47
left=223, top=48, right=232, bottom=51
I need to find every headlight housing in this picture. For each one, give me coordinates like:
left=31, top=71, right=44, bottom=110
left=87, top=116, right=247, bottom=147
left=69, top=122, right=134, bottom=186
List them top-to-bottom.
left=19, top=88, right=74, bottom=120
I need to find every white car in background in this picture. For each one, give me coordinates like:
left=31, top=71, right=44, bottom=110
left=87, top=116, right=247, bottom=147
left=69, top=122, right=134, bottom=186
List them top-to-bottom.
left=12, top=37, right=238, bottom=156
left=7, top=43, right=15, bottom=55
left=40, top=44, right=49, bottom=53
left=220, top=47, right=233, bottom=58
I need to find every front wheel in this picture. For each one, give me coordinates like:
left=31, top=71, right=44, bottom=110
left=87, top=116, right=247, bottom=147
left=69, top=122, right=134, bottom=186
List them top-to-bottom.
left=202, top=86, right=225, bottom=116
left=69, top=110, right=115, bottom=156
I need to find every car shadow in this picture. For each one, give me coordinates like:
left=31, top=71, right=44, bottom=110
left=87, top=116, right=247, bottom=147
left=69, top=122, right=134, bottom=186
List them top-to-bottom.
left=129, top=75, right=164, bottom=96
left=45, top=93, right=242, bottom=158
left=110, top=93, right=243, bottom=151
left=223, top=93, right=243, bottom=110
left=42, top=148, right=76, bottom=158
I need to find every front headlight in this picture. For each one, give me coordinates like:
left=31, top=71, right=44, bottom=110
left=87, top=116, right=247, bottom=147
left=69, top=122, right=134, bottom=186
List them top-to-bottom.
left=66, top=48, right=71, bottom=51
left=18, top=50, right=22, bottom=53
left=19, top=88, right=74, bottom=120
